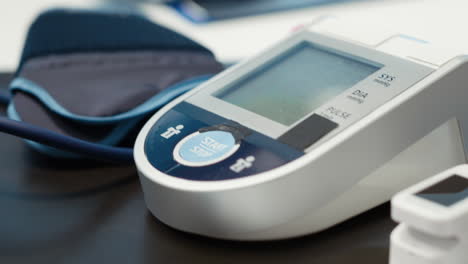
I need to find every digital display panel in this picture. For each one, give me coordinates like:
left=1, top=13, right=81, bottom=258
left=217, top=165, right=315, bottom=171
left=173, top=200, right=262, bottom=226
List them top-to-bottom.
left=214, top=42, right=381, bottom=126
left=417, top=175, right=468, bottom=207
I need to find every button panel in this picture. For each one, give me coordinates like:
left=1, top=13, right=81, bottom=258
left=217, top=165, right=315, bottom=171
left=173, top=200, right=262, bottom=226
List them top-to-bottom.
left=144, top=102, right=304, bottom=181
left=167, top=140, right=294, bottom=181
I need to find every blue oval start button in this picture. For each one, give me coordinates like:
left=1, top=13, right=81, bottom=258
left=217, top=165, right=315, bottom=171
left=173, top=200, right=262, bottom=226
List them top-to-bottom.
left=173, top=130, right=240, bottom=167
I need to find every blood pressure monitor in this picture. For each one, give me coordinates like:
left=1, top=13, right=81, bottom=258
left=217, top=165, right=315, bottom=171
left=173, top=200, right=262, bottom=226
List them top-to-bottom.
left=134, top=18, right=468, bottom=240
left=390, top=165, right=468, bottom=264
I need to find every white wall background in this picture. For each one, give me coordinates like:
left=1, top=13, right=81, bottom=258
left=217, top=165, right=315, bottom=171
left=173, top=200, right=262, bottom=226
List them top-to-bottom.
left=1, top=0, right=467, bottom=71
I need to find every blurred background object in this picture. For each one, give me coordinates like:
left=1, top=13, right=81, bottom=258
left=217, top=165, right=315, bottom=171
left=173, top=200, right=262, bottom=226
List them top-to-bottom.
left=2, top=0, right=468, bottom=69
left=165, top=0, right=357, bottom=23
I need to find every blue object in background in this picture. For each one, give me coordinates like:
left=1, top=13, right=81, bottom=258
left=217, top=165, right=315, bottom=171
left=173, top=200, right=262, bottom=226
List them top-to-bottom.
left=168, top=0, right=355, bottom=23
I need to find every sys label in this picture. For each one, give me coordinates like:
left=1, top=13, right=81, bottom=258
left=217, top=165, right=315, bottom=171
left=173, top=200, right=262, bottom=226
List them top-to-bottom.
left=374, top=73, right=396, bottom=87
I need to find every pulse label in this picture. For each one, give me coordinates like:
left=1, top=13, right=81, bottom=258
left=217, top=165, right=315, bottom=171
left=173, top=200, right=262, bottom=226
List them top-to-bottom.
left=322, top=106, right=352, bottom=120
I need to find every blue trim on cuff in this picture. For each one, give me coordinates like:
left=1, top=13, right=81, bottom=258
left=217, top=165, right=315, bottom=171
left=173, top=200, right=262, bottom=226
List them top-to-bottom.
left=9, top=75, right=210, bottom=125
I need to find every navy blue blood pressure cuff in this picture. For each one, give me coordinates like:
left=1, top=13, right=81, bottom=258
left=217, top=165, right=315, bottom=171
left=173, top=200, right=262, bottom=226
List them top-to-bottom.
left=8, top=9, right=223, bottom=158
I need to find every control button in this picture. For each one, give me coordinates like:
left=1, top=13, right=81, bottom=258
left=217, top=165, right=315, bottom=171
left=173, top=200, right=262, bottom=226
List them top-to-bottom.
left=310, top=17, right=397, bottom=46
left=376, top=35, right=455, bottom=66
left=144, top=108, right=208, bottom=172
left=278, top=114, right=338, bottom=150
left=160, top=124, right=184, bottom=139
left=173, top=130, right=240, bottom=167
left=230, top=156, right=255, bottom=173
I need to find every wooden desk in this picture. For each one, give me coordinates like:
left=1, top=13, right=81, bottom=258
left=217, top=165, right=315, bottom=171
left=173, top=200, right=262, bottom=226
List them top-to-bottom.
left=0, top=73, right=394, bottom=264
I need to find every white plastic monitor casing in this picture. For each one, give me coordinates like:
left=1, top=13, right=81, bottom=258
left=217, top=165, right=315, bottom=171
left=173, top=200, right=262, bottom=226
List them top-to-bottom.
left=134, top=18, right=468, bottom=240
left=390, top=165, right=468, bottom=264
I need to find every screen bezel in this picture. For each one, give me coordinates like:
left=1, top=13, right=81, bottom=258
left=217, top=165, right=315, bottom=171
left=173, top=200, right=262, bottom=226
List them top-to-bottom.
left=186, top=30, right=432, bottom=140
left=212, top=41, right=382, bottom=126
left=416, top=175, right=468, bottom=207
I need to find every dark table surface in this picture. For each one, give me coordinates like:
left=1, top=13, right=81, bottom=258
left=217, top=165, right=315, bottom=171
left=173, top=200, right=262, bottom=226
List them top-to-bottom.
left=0, top=72, right=395, bottom=264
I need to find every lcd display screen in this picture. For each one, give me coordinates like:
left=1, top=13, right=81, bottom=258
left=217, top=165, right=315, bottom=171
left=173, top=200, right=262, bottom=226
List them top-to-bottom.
left=213, top=42, right=381, bottom=125
left=417, top=175, right=468, bottom=207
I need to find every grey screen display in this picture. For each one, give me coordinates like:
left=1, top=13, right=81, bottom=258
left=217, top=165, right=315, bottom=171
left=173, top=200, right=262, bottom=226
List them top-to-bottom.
left=214, top=42, right=381, bottom=125
left=417, top=175, right=468, bottom=207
